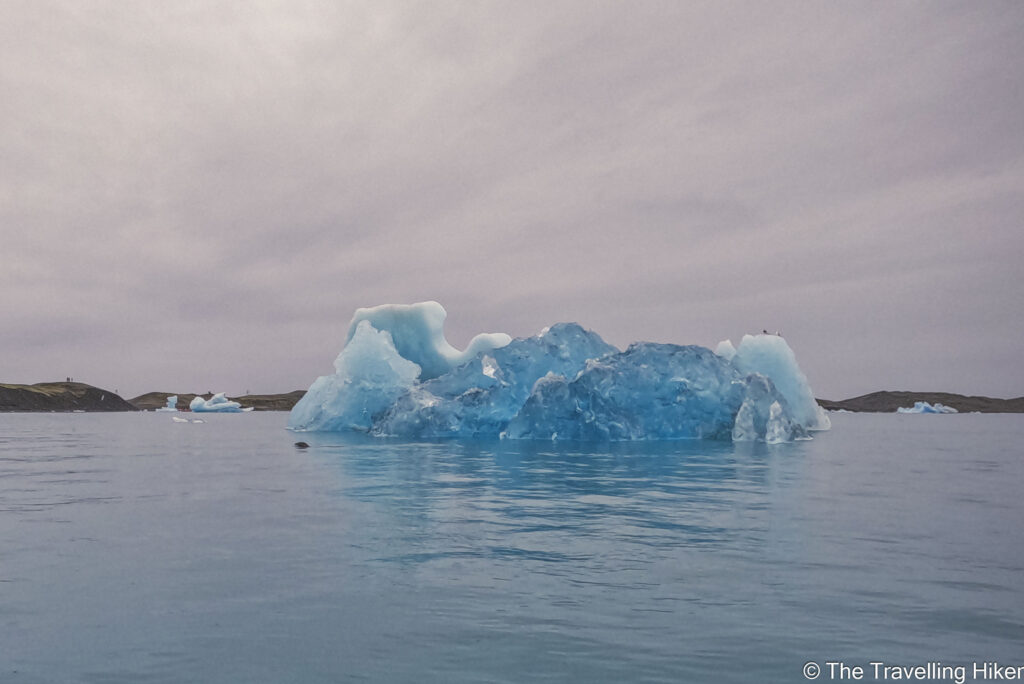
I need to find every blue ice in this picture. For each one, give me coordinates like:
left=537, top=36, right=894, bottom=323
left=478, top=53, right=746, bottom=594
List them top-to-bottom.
left=289, top=302, right=829, bottom=442
left=190, top=393, right=250, bottom=413
left=897, top=401, right=958, bottom=414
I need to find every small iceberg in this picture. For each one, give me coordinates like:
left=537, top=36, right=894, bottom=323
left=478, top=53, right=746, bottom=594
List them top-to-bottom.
left=189, top=393, right=253, bottom=413
left=155, top=395, right=179, bottom=412
left=897, top=401, right=958, bottom=414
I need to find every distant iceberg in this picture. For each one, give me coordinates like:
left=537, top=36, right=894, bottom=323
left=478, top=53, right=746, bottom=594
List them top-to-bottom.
left=289, top=302, right=830, bottom=442
left=189, top=393, right=252, bottom=413
left=155, top=395, right=179, bottom=412
left=897, top=401, right=958, bottom=414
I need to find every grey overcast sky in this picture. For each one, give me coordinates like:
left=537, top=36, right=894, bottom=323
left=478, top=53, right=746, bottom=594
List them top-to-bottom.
left=1, top=1, right=1022, bottom=400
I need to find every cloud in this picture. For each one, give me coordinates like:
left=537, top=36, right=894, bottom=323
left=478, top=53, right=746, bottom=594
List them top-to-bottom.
left=1, top=1, right=1022, bottom=398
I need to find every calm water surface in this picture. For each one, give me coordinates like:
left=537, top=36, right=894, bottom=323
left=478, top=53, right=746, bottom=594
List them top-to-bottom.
left=1, top=412, right=1021, bottom=683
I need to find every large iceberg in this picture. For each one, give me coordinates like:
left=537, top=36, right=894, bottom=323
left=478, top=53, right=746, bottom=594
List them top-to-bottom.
left=289, top=302, right=829, bottom=442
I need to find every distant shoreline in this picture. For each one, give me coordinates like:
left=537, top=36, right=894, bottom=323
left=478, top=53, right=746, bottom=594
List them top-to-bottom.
left=2, top=381, right=1022, bottom=414
left=0, top=383, right=306, bottom=413
left=128, top=390, right=307, bottom=413
left=816, top=391, right=1024, bottom=414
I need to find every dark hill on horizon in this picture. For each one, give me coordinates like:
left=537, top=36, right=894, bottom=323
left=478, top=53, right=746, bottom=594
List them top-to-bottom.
left=0, top=382, right=137, bottom=412
left=3, top=382, right=1022, bottom=414
left=0, top=383, right=305, bottom=413
left=817, top=391, right=1024, bottom=413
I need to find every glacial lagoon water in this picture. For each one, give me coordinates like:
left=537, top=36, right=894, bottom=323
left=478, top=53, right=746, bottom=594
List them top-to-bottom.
left=1, top=412, right=1022, bottom=683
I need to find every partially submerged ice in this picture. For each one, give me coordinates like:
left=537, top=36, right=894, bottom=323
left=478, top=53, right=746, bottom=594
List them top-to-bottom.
left=289, top=302, right=830, bottom=442
left=189, top=393, right=251, bottom=413
left=897, top=401, right=958, bottom=414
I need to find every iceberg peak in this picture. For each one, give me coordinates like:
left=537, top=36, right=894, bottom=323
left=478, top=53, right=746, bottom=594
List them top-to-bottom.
left=726, top=333, right=831, bottom=431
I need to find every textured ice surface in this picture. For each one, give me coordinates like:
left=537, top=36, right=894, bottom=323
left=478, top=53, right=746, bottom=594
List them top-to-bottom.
left=290, top=303, right=828, bottom=442
left=290, top=321, right=421, bottom=431
left=375, top=322, right=619, bottom=438
left=729, top=334, right=831, bottom=431
left=504, top=343, right=791, bottom=441
left=730, top=373, right=807, bottom=444
left=189, top=393, right=248, bottom=413
left=897, top=401, right=958, bottom=414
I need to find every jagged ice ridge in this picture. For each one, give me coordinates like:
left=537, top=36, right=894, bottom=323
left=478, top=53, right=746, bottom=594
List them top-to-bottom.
left=289, top=302, right=830, bottom=442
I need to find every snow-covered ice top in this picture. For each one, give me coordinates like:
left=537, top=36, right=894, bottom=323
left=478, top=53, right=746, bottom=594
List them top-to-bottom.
left=289, top=302, right=830, bottom=442
left=347, top=302, right=511, bottom=380
left=190, top=393, right=251, bottom=413
left=897, top=401, right=958, bottom=414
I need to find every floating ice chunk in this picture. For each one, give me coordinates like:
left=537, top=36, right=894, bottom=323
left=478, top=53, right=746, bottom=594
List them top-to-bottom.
left=346, top=301, right=511, bottom=380
left=289, top=320, right=422, bottom=431
left=728, top=334, right=831, bottom=431
left=189, top=392, right=250, bottom=413
left=155, top=395, right=179, bottom=412
left=896, top=401, right=958, bottom=414
left=172, top=416, right=189, bottom=423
